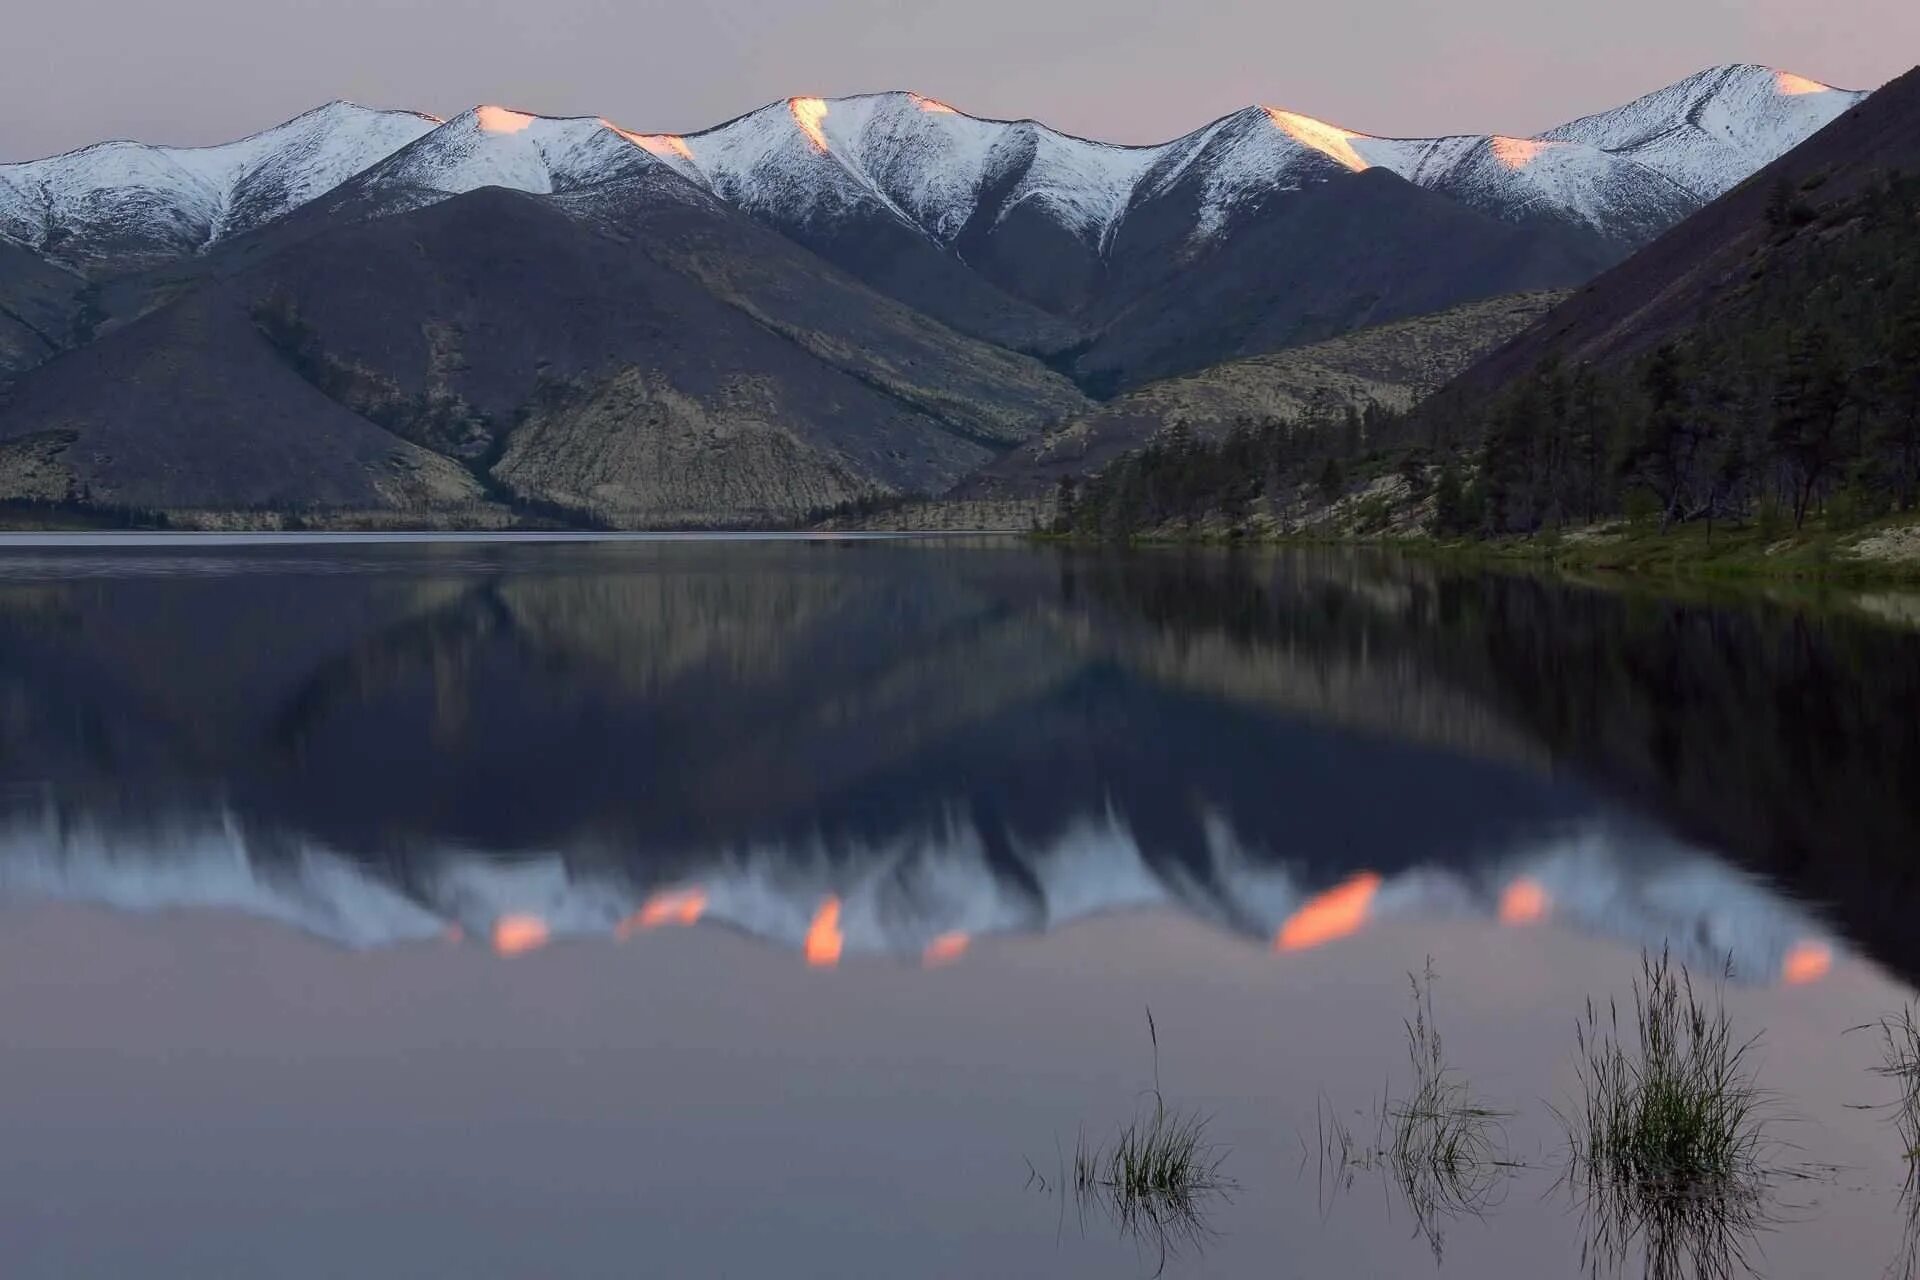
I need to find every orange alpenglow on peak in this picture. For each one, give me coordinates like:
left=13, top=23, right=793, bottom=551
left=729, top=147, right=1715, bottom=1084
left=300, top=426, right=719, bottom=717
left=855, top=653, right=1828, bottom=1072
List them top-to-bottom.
left=1774, top=71, right=1831, bottom=96
left=911, top=94, right=958, bottom=115
left=790, top=97, right=831, bottom=151
left=474, top=105, right=536, bottom=135
left=1264, top=108, right=1371, bottom=172
left=605, top=122, right=696, bottom=163
left=1490, top=136, right=1557, bottom=170
left=1275, top=872, right=1382, bottom=952
left=1499, top=878, right=1550, bottom=925
left=805, top=897, right=845, bottom=967
left=492, top=913, right=550, bottom=956
left=923, top=932, right=970, bottom=966
left=1782, top=940, right=1833, bottom=986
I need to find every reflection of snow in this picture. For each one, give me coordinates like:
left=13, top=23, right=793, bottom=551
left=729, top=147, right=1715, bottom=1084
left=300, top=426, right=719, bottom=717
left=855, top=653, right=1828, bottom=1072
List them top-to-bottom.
left=0, top=801, right=1840, bottom=986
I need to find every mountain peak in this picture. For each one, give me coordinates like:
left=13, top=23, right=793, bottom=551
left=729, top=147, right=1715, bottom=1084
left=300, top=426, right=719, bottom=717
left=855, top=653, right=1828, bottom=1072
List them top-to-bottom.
left=1538, top=63, right=1868, bottom=199
left=1260, top=107, right=1375, bottom=172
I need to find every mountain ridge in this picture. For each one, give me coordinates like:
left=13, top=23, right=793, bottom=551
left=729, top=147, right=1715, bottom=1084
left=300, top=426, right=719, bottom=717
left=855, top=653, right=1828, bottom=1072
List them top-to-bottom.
left=0, top=63, right=1881, bottom=526
left=1, top=64, right=1864, bottom=281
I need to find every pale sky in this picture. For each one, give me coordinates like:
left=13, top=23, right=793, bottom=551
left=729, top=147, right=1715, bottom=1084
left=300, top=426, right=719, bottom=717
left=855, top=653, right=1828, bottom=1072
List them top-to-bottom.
left=5, top=0, right=1917, bottom=161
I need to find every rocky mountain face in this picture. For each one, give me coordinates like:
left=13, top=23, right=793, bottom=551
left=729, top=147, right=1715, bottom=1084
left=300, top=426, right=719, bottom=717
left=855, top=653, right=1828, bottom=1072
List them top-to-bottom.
left=0, top=66, right=1871, bottom=525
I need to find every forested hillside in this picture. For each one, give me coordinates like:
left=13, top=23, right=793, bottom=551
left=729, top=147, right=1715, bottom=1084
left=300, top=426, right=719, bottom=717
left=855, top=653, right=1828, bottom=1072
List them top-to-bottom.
left=1057, top=68, right=1920, bottom=553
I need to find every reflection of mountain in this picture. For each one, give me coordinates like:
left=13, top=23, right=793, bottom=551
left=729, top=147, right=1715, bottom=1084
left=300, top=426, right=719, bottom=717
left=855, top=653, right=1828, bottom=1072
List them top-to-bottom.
left=0, top=540, right=1910, bottom=987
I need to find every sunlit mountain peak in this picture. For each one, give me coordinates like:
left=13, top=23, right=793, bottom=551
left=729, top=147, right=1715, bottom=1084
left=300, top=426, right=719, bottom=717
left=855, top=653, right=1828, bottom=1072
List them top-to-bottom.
left=1262, top=108, right=1374, bottom=172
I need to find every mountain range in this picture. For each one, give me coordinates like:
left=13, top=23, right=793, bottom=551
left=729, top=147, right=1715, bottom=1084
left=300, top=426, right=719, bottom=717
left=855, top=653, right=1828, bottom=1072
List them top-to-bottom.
left=0, top=65, right=1871, bottom=526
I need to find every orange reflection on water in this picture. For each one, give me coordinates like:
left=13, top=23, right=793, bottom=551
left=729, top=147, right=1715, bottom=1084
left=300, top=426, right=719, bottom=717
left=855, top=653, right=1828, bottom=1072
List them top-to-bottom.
left=1775, top=71, right=1830, bottom=96
left=790, top=97, right=830, bottom=151
left=475, top=105, right=536, bottom=135
left=1264, top=109, right=1370, bottom=173
left=1276, top=872, right=1381, bottom=952
left=1500, top=877, right=1550, bottom=925
left=614, top=888, right=708, bottom=940
left=641, top=888, right=707, bottom=928
left=806, top=897, right=844, bottom=967
left=493, top=914, right=550, bottom=956
left=442, top=923, right=465, bottom=944
left=923, top=932, right=970, bottom=966
left=1782, top=940, right=1833, bottom=985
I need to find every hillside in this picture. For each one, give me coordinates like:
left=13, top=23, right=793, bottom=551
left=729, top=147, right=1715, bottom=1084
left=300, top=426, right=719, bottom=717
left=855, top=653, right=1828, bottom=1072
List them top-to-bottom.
left=1413, top=64, right=1920, bottom=539
left=1052, top=65, right=1920, bottom=566
left=1440, top=66, right=1917, bottom=394
left=0, top=179, right=1087, bottom=526
left=965, top=291, right=1564, bottom=500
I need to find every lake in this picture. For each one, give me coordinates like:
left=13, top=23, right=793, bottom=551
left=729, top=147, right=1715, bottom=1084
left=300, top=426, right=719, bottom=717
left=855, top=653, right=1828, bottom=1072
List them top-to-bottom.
left=0, top=534, right=1915, bottom=1278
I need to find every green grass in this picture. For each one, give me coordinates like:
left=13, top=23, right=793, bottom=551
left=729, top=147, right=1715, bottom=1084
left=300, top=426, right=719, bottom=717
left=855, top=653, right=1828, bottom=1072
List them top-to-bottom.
left=1416, top=509, right=1920, bottom=586
left=1563, top=950, right=1771, bottom=1191
left=1556, top=951, right=1777, bottom=1280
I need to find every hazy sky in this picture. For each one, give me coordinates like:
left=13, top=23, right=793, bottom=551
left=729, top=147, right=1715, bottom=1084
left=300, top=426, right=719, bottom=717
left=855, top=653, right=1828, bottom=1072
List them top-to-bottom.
left=5, top=0, right=1916, bottom=160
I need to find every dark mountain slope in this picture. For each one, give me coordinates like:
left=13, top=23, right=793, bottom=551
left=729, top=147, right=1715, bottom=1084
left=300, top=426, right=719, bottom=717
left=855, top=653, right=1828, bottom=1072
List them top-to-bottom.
left=1074, top=167, right=1619, bottom=395
left=552, top=169, right=1088, bottom=444
left=0, top=181, right=1089, bottom=524
left=723, top=192, right=1087, bottom=357
left=0, top=241, right=84, bottom=379
left=0, top=283, right=484, bottom=513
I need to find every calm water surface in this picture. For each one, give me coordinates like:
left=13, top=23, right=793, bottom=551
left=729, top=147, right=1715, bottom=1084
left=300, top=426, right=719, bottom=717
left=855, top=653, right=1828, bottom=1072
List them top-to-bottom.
left=0, top=535, right=1916, bottom=1278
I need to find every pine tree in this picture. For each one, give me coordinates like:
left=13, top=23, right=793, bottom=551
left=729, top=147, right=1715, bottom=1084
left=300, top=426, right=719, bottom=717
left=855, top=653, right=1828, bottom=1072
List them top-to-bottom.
left=1770, top=327, right=1850, bottom=527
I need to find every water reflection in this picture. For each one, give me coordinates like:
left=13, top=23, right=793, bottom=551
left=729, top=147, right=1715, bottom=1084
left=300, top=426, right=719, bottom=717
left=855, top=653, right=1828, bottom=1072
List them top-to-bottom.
left=0, top=540, right=1914, bottom=991
left=1568, top=1167, right=1775, bottom=1280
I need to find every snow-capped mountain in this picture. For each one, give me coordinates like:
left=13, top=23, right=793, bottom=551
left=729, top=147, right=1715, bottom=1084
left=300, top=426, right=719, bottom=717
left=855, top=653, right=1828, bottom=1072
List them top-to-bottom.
left=1542, top=63, right=1867, bottom=199
left=642, top=64, right=1859, bottom=268
left=0, top=65, right=1864, bottom=282
left=655, top=92, right=1158, bottom=253
left=0, top=100, right=439, bottom=270
left=345, top=106, right=666, bottom=209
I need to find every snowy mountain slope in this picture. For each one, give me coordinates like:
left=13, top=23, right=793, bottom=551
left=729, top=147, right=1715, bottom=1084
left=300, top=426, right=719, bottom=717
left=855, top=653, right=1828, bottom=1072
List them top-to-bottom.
left=1539, top=63, right=1868, bottom=199
left=0, top=66, right=1863, bottom=288
left=657, top=92, right=1159, bottom=251
left=606, top=94, right=1088, bottom=350
left=0, top=100, right=438, bottom=272
left=350, top=106, right=665, bottom=206
left=1377, top=134, right=1698, bottom=244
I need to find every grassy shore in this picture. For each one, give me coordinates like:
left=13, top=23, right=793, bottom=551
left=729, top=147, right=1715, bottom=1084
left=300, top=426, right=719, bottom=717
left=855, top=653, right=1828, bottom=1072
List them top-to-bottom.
left=1036, top=506, right=1920, bottom=588
left=1419, top=511, right=1920, bottom=586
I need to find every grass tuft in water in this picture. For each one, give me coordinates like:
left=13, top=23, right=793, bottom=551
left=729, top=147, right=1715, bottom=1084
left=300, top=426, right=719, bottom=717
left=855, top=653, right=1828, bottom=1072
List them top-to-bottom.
left=1558, top=949, right=1777, bottom=1280
left=1564, top=949, right=1770, bottom=1192
left=1313, top=961, right=1514, bottom=1261
left=1388, top=963, right=1514, bottom=1245
left=1854, top=1003, right=1920, bottom=1178
left=1850, top=1004, right=1920, bottom=1277
left=1060, top=1008, right=1233, bottom=1275
left=1074, top=1009, right=1232, bottom=1202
